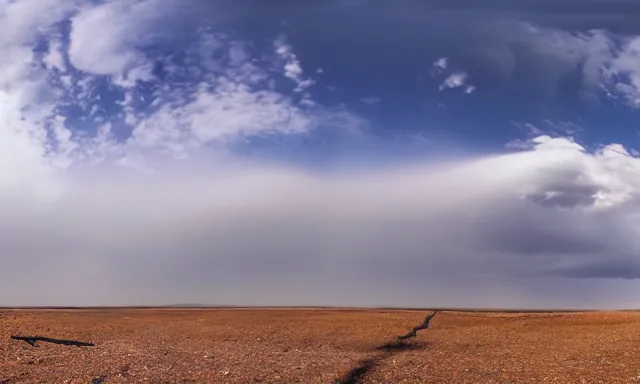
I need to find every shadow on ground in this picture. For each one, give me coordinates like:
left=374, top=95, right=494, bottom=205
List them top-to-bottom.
left=335, top=312, right=438, bottom=384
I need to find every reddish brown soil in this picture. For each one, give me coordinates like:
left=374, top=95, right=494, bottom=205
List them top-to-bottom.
left=2, top=308, right=640, bottom=383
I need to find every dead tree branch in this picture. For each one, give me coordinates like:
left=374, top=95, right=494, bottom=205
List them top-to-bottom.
left=11, top=335, right=94, bottom=347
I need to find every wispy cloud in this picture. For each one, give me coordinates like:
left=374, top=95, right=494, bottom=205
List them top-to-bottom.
left=0, top=0, right=364, bottom=180
left=274, top=35, right=315, bottom=94
left=432, top=57, right=475, bottom=94
left=433, top=57, right=448, bottom=70
left=439, top=72, right=475, bottom=93
left=360, top=96, right=382, bottom=105
left=512, top=120, right=583, bottom=141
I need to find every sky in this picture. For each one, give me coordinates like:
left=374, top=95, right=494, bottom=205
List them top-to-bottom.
left=6, top=0, right=640, bottom=308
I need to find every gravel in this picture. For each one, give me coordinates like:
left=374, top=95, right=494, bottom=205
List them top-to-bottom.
left=1, top=309, right=640, bottom=383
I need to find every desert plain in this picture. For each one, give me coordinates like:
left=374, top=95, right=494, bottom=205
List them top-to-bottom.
left=1, top=308, right=640, bottom=383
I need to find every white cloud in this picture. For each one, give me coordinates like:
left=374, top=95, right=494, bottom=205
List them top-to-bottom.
left=0, top=0, right=364, bottom=181
left=0, top=0, right=83, bottom=199
left=0, top=0, right=78, bottom=44
left=67, top=0, right=213, bottom=85
left=68, top=0, right=162, bottom=83
left=443, top=22, right=640, bottom=105
left=491, top=24, right=640, bottom=107
left=432, top=25, right=625, bottom=102
left=119, top=32, right=361, bottom=160
left=43, top=34, right=67, bottom=72
left=274, top=35, right=315, bottom=93
left=603, top=36, right=640, bottom=107
left=431, top=57, right=475, bottom=94
left=433, top=57, right=448, bottom=70
left=439, top=72, right=475, bottom=93
left=442, top=73, right=466, bottom=89
left=129, top=79, right=314, bottom=157
left=512, top=120, right=583, bottom=141
left=504, top=139, right=530, bottom=151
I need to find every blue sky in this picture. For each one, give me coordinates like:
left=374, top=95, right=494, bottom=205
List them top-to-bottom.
left=6, top=0, right=640, bottom=308
left=15, top=0, right=640, bottom=167
left=218, top=0, right=640, bottom=157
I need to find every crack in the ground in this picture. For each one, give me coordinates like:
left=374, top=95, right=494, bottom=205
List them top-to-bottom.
left=397, top=310, right=439, bottom=340
left=335, top=311, right=439, bottom=384
left=10, top=335, right=95, bottom=347
left=376, top=340, right=426, bottom=352
left=336, top=342, right=430, bottom=384
left=337, top=357, right=379, bottom=384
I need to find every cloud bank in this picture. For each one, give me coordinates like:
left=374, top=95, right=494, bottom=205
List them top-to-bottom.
left=5, top=135, right=640, bottom=308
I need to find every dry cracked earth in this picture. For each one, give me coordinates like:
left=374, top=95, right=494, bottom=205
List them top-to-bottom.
left=2, top=308, right=640, bottom=383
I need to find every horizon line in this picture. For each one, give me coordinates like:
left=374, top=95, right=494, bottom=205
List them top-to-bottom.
left=0, top=305, right=633, bottom=313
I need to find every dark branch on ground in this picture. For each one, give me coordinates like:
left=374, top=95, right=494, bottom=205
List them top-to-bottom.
left=397, top=310, right=439, bottom=340
left=11, top=335, right=94, bottom=347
